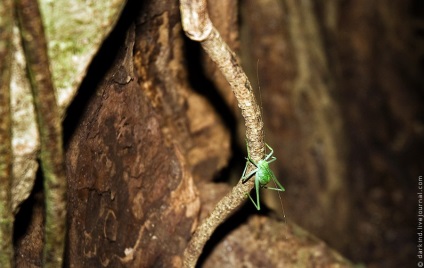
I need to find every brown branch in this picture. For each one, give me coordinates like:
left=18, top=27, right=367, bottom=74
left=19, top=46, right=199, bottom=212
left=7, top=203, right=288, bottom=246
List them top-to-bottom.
left=0, top=0, right=14, bottom=266
left=15, top=0, right=67, bottom=267
left=180, top=0, right=265, bottom=266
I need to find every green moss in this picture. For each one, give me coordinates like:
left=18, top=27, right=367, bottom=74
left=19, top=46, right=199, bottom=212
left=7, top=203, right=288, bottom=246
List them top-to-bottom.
left=39, top=0, right=126, bottom=110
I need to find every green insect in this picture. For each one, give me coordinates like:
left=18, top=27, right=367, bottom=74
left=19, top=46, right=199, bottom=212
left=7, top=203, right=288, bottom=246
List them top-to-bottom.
left=241, top=142, right=285, bottom=210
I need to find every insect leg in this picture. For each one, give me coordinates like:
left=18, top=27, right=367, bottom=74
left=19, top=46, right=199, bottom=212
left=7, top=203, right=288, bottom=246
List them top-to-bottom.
left=245, top=141, right=260, bottom=166
left=264, top=143, right=274, bottom=161
left=241, top=153, right=258, bottom=183
left=267, top=156, right=277, bottom=164
left=241, top=160, right=249, bottom=178
left=241, top=167, right=259, bottom=183
left=245, top=174, right=261, bottom=210
left=254, top=174, right=261, bottom=210
left=264, top=174, right=285, bottom=191
left=263, top=185, right=285, bottom=191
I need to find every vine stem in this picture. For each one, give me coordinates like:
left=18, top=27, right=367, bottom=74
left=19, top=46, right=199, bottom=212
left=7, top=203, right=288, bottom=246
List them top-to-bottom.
left=0, top=0, right=14, bottom=266
left=15, top=0, right=67, bottom=266
left=180, top=0, right=265, bottom=266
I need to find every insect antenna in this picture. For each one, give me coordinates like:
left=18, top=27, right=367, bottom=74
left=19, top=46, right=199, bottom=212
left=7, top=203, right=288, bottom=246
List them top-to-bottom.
left=256, top=59, right=287, bottom=223
left=275, top=180, right=287, bottom=224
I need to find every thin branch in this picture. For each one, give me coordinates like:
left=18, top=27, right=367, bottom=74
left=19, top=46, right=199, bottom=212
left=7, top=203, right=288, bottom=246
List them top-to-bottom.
left=0, top=0, right=14, bottom=266
left=15, top=0, right=67, bottom=267
left=180, top=1, right=265, bottom=266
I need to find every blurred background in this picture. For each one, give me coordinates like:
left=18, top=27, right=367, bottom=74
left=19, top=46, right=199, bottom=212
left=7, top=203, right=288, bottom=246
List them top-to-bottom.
left=232, top=0, right=423, bottom=267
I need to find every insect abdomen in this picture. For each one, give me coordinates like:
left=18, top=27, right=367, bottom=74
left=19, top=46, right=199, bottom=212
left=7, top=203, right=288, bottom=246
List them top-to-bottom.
left=256, top=160, right=273, bottom=186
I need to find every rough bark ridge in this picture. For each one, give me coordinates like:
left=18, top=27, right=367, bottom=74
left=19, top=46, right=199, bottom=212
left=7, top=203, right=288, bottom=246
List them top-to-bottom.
left=65, top=1, right=229, bottom=267
left=66, top=22, right=196, bottom=268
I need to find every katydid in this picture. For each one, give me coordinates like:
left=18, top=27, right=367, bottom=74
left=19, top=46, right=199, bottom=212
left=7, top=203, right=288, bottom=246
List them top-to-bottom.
left=241, top=143, right=285, bottom=210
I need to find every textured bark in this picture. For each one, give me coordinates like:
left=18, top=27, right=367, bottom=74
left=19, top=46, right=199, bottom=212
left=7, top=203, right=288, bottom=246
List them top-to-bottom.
left=0, top=0, right=14, bottom=266
left=15, top=0, right=67, bottom=265
left=204, top=0, right=240, bottom=114
left=65, top=1, right=229, bottom=267
left=133, top=1, right=230, bottom=184
left=66, top=24, right=189, bottom=268
left=15, top=184, right=45, bottom=268
left=202, top=216, right=354, bottom=268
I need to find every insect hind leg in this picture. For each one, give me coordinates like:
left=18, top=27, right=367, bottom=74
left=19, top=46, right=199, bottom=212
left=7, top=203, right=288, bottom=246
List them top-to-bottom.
left=245, top=174, right=262, bottom=210
left=265, top=176, right=285, bottom=192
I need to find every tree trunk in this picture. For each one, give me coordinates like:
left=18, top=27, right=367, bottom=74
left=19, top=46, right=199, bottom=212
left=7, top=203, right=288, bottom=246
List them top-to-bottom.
left=11, top=0, right=422, bottom=267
